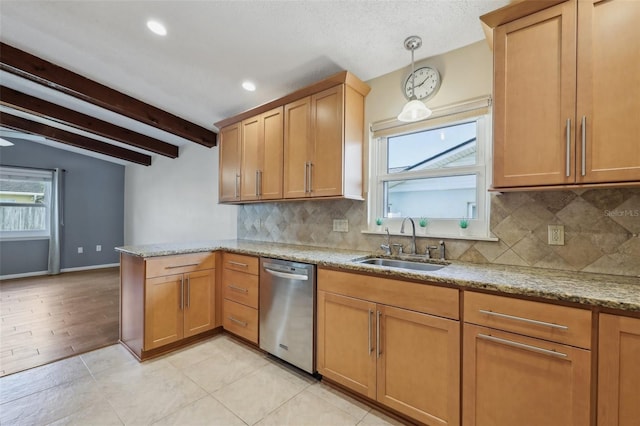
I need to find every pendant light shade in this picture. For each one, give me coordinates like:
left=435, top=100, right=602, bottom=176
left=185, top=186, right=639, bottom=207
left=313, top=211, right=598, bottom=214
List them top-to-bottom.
left=397, top=36, right=432, bottom=123
left=398, top=99, right=432, bottom=122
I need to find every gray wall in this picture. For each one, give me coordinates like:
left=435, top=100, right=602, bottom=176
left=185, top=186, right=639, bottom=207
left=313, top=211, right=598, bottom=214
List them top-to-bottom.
left=0, top=138, right=125, bottom=276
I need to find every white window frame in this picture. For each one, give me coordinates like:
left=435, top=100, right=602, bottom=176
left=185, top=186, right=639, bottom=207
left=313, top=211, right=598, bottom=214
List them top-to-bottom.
left=367, top=97, right=495, bottom=240
left=0, top=166, right=53, bottom=241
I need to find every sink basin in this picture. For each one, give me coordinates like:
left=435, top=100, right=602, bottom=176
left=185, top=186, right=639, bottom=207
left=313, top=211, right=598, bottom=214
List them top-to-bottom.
left=357, top=258, right=446, bottom=272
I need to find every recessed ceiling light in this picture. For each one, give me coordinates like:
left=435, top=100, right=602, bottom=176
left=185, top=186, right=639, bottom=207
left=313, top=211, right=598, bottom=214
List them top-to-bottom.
left=147, top=20, right=167, bottom=36
left=242, top=81, right=256, bottom=92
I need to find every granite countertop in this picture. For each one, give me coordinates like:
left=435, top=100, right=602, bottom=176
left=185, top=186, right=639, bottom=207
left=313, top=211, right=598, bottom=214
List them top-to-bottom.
left=116, top=239, right=640, bottom=312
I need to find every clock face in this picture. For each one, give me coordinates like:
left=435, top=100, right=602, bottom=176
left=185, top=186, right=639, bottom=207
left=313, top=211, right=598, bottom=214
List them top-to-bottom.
left=403, top=66, right=441, bottom=101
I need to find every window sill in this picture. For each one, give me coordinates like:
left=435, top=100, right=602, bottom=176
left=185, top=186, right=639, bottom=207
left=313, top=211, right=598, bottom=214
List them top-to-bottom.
left=361, top=229, right=499, bottom=242
left=0, top=236, right=50, bottom=242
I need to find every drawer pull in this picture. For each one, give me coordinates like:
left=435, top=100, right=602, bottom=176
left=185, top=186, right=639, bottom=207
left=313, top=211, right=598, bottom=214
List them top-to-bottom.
left=227, top=261, right=248, bottom=268
left=165, top=263, right=200, bottom=269
left=228, top=284, right=248, bottom=294
left=479, top=309, right=568, bottom=330
left=228, top=316, right=248, bottom=327
left=478, top=333, right=567, bottom=358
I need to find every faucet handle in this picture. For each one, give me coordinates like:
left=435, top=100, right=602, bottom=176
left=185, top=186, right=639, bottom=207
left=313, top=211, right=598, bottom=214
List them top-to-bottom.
left=391, top=243, right=404, bottom=255
left=425, top=245, right=438, bottom=259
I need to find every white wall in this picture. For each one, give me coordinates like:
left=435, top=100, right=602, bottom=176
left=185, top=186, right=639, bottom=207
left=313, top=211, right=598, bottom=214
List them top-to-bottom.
left=124, top=142, right=237, bottom=245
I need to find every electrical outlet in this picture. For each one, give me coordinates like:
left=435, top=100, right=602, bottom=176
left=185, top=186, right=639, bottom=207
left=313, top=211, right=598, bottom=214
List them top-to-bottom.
left=333, top=219, right=349, bottom=232
left=548, top=225, right=565, bottom=246
left=96, top=245, right=102, bottom=252
left=77, top=247, right=83, bottom=254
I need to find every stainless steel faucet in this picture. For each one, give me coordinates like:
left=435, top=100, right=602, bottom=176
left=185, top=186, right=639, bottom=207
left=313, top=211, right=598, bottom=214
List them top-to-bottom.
left=400, top=217, right=417, bottom=255
left=380, top=227, right=391, bottom=255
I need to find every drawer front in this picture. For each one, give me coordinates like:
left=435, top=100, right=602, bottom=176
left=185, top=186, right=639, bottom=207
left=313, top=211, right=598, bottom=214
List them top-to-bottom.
left=146, top=252, right=215, bottom=279
left=222, top=252, right=259, bottom=275
left=222, top=268, right=259, bottom=309
left=318, top=268, right=459, bottom=320
left=464, top=291, right=592, bottom=349
left=223, top=299, right=258, bottom=343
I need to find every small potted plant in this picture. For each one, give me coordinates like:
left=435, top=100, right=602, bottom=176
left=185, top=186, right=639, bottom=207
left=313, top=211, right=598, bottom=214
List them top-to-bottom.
left=375, top=217, right=384, bottom=232
left=418, top=217, right=428, bottom=234
left=459, top=218, right=469, bottom=236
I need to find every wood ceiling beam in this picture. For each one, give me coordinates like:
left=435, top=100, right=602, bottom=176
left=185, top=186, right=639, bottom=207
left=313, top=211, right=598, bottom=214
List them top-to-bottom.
left=0, top=42, right=217, bottom=147
left=0, top=86, right=179, bottom=158
left=0, top=112, right=152, bottom=166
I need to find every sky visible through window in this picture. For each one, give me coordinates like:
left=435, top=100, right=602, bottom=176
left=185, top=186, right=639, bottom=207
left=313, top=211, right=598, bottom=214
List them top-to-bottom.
left=388, top=122, right=477, bottom=172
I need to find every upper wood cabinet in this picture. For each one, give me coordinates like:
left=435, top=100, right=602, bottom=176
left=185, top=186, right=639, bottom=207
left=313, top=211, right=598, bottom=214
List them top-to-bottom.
left=485, top=0, right=640, bottom=190
left=215, top=71, right=370, bottom=203
left=284, top=84, right=364, bottom=199
left=241, top=107, right=284, bottom=201
left=218, top=122, right=241, bottom=202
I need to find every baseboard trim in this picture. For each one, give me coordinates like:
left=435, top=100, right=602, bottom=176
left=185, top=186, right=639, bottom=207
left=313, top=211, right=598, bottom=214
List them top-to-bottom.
left=0, top=263, right=119, bottom=280
left=61, top=263, right=119, bottom=273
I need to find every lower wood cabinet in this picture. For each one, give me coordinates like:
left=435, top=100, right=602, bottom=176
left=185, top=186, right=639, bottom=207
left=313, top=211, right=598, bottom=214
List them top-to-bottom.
left=120, top=252, right=217, bottom=360
left=221, top=252, right=259, bottom=344
left=317, top=268, right=460, bottom=425
left=145, top=269, right=216, bottom=350
left=462, top=291, right=592, bottom=426
left=598, top=314, right=640, bottom=426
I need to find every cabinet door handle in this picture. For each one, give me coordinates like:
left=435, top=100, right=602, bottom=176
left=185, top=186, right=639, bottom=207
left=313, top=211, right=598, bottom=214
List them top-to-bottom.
left=581, top=116, right=587, bottom=176
left=565, top=118, right=571, bottom=177
left=303, top=162, right=309, bottom=193
left=308, top=162, right=313, bottom=193
left=255, top=170, right=260, bottom=197
left=258, top=170, right=262, bottom=197
left=234, top=174, right=240, bottom=198
left=227, top=261, right=248, bottom=268
left=165, top=263, right=200, bottom=269
left=180, top=276, right=184, bottom=310
left=186, top=276, right=190, bottom=308
left=228, top=284, right=248, bottom=294
left=368, top=309, right=373, bottom=355
left=479, top=309, right=568, bottom=330
left=376, top=310, right=382, bottom=359
left=228, top=316, right=248, bottom=327
left=478, top=333, right=567, bottom=358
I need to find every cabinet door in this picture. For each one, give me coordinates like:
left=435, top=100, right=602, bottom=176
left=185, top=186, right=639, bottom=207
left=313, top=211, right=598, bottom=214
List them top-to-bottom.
left=576, top=0, right=640, bottom=183
left=492, top=1, right=577, bottom=188
left=310, top=85, right=344, bottom=197
left=283, top=96, right=311, bottom=198
left=260, top=107, right=284, bottom=200
left=240, top=115, right=261, bottom=201
left=219, top=123, right=241, bottom=202
left=183, top=269, right=216, bottom=338
left=144, top=275, right=184, bottom=350
left=317, top=291, right=376, bottom=399
left=377, top=305, right=460, bottom=426
left=598, top=314, right=640, bottom=426
left=463, top=323, right=591, bottom=426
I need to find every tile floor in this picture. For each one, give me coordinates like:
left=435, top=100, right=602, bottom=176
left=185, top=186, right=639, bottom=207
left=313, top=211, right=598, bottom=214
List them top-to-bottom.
left=0, top=334, right=406, bottom=426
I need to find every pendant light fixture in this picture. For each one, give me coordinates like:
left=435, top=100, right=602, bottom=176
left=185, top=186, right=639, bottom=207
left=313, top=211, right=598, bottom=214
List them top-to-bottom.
left=397, top=36, right=432, bottom=122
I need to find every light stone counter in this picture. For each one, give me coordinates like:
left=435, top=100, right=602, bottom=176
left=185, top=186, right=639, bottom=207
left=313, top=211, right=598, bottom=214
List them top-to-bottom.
left=116, top=239, right=640, bottom=312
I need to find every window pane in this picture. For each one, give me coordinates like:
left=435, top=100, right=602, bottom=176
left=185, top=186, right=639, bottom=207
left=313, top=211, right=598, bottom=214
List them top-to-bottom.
left=387, top=121, right=477, bottom=174
left=384, top=175, right=477, bottom=219
left=0, top=177, right=50, bottom=233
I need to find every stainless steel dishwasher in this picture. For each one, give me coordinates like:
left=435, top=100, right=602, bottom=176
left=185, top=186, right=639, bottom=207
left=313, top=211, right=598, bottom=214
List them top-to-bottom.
left=259, top=258, right=316, bottom=374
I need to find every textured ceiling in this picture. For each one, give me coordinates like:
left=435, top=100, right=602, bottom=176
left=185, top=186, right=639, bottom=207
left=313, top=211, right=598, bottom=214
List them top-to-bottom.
left=0, top=0, right=508, bottom=135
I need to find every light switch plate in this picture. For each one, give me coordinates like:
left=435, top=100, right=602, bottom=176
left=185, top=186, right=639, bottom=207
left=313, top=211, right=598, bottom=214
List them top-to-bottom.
left=333, top=219, right=349, bottom=232
left=548, top=225, right=565, bottom=245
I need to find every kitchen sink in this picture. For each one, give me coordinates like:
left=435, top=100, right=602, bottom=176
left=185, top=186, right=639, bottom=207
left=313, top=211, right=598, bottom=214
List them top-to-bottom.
left=356, top=257, right=446, bottom=272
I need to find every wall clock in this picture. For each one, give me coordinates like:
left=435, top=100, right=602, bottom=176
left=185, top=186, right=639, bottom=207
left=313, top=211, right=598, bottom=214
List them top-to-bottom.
left=403, top=66, right=441, bottom=101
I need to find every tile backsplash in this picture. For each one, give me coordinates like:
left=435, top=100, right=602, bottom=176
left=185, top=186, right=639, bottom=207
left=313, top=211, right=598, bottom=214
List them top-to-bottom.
left=237, top=188, right=640, bottom=277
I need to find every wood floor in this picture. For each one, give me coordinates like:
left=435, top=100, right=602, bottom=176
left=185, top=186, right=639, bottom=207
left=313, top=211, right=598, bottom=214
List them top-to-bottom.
left=0, top=268, right=120, bottom=377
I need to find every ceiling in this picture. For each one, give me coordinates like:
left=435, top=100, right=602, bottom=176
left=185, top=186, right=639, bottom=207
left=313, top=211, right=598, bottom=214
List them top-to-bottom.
left=0, top=0, right=508, bottom=164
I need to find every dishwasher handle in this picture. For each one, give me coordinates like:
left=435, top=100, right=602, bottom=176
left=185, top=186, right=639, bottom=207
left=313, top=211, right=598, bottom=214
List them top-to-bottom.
left=263, top=267, right=309, bottom=281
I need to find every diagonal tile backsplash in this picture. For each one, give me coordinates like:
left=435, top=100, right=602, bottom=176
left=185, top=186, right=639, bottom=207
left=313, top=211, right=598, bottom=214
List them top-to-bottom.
left=237, top=188, right=640, bottom=277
